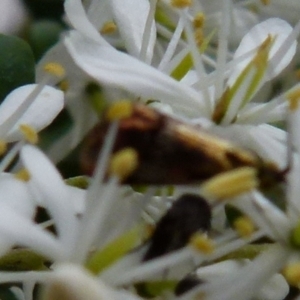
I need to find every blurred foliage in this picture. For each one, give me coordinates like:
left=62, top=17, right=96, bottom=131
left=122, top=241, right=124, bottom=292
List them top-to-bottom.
left=22, top=0, right=64, bottom=20
left=27, top=20, right=65, bottom=61
left=0, top=34, right=35, bottom=103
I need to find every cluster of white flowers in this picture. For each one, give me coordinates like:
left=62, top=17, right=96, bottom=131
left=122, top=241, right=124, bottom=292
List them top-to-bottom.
left=1, top=0, right=300, bottom=300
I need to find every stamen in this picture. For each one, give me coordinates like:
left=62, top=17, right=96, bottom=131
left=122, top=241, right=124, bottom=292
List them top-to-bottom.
left=139, top=0, right=157, bottom=64
left=171, top=0, right=192, bottom=9
left=193, top=12, right=205, bottom=29
left=100, top=21, right=117, bottom=34
left=194, top=28, right=204, bottom=47
left=252, top=35, right=273, bottom=68
left=43, top=62, right=66, bottom=79
left=286, top=88, right=300, bottom=111
left=105, top=100, right=133, bottom=121
left=19, top=124, right=39, bottom=144
left=0, top=140, right=7, bottom=156
left=0, top=142, right=23, bottom=173
left=108, top=148, right=139, bottom=181
left=201, top=167, right=258, bottom=199
left=14, top=168, right=31, bottom=182
left=233, top=216, right=255, bottom=238
left=190, top=233, right=214, bottom=254
left=282, top=262, right=300, bottom=286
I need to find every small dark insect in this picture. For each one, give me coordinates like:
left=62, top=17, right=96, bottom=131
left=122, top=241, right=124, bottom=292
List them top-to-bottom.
left=80, top=102, right=285, bottom=187
left=142, top=194, right=211, bottom=261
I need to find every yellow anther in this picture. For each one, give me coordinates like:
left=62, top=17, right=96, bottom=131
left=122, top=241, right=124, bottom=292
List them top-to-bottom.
left=171, top=0, right=192, bottom=9
left=193, top=12, right=205, bottom=29
left=100, top=21, right=117, bottom=34
left=194, top=28, right=204, bottom=47
left=43, top=62, right=66, bottom=79
left=58, top=80, right=69, bottom=92
left=286, top=88, right=300, bottom=111
left=105, top=100, right=133, bottom=121
left=19, top=124, right=38, bottom=144
left=0, top=140, right=7, bottom=156
left=109, top=148, right=139, bottom=180
left=201, top=167, right=258, bottom=200
left=14, top=169, right=31, bottom=182
left=233, top=216, right=255, bottom=238
left=190, top=233, right=214, bottom=254
left=282, top=262, right=300, bottom=287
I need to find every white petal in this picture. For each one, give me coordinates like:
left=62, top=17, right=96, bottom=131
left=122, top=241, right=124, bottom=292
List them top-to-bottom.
left=0, top=0, right=28, bottom=34
left=64, top=0, right=108, bottom=44
left=110, top=0, right=156, bottom=61
left=229, top=18, right=297, bottom=86
left=64, top=31, right=206, bottom=116
left=0, top=84, right=64, bottom=142
left=20, top=145, right=79, bottom=251
left=0, top=175, right=35, bottom=217
left=0, top=203, right=65, bottom=260
left=45, top=264, right=141, bottom=300
left=256, top=273, right=289, bottom=300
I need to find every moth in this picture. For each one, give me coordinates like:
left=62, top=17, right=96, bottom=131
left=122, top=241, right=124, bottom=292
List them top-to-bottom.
left=80, top=102, right=285, bottom=187
left=142, top=193, right=211, bottom=261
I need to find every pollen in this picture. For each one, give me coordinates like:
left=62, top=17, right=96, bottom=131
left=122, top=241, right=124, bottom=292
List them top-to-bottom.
left=171, top=0, right=192, bottom=9
left=193, top=12, right=205, bottom=29
left=100, top=21, right=117, bottom=34
left=43, top=62, right=66, bottom=79
left=286, top=88, right=300, bottom=111
left=105, top=100, right=133, bottom=121
left=19, top=124, right=39, bottom=144
left=0, top=140, right=7, bottom=156
left=108, top=147, right=139, bottom=180
left=201, top=167, right=258, bottom=200
left=14, top=168, right=31, bottom=182
left=233, top=216, right=255, bottom=238
left=190, top=233, right=214, bottom=254
left=282, top=262, right=300, bottom=287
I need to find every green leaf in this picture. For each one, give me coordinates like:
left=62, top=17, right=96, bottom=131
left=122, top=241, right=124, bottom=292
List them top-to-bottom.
left=28, top=20, right=64, bottom=61
left=0, top=34, right=35, bottom=103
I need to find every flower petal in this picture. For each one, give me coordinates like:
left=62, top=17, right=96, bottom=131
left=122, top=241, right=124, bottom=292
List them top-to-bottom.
left=64, top=0, right=109, bottom=44
left=110, top=0, right=156, bottom=61
left=229, top=18, right=297, bottom=86
left=64, top=31, right=206, bottom=116
left=0, top=84, right=64, bottom=142
left=20, top=145, right=79, bottom=251
left=0, top=174, right=35, bottom=217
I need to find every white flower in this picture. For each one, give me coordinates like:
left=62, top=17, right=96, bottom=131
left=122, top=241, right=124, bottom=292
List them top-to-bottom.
left=0, top=0, right=28, bottom=34
left=64, top=15, right=299, bottom=167
left=0, top=84, right=64, bottom=142
left=0, top=174, right=35, bottom=256
left=43, top=264, right=142, bottom=300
